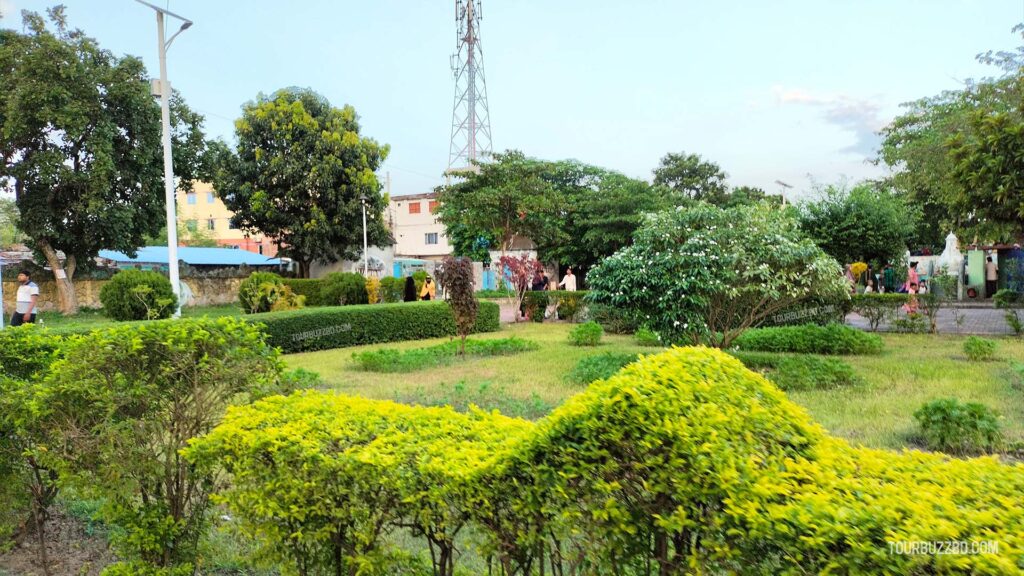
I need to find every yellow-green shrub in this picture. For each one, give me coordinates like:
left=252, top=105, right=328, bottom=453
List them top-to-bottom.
left=185, top=392, right=530, bottom=576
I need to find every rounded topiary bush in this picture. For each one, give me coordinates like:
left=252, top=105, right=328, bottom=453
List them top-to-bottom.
left=99, top=269, right=177, bottom=321
left=238, top=271, right=304, bottom=314
left=321, top=272, right=369, bottom=306
left=568, top=321, right=603, bottom=346
left=913, top=398, right=1002, bottom=455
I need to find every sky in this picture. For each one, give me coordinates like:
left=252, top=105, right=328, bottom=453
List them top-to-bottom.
left=1, top=0, right=1022, bottom=200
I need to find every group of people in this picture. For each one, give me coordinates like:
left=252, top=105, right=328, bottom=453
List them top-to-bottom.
left=519, top=267, right=577, bottom=319
left=403, top=276, right=435, bottom=302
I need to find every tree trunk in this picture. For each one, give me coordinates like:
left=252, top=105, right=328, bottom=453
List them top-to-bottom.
left=37, top=240, right=78, bottom=315
left=298, top=259, right=311, bottom=278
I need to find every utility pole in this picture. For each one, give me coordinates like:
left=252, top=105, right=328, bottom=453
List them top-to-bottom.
left=137, top=0, right=192, bottom=317
left=448, top=0, right=493, bottom=173
left=774, top=180, right=793, bottom=207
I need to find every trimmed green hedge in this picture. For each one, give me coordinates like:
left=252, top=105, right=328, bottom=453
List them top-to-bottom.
left=281, top=278, right=327, bottom=306
left=252, top=301, right=501, bottom=353
left=733, top=323, right=883, bottom=355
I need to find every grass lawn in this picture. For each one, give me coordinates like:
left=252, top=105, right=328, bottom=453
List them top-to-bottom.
left=287, top=323, right=1024, bottom=451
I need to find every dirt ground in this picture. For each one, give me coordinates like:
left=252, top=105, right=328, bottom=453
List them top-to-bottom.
left=0, top=507, right=114, bottom=576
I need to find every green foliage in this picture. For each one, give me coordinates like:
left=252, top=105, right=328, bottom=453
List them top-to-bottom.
left=0, top=9, right=210, bottom=313
left=210, top=88, right=390, bottom=277
left=435, top=150, right=564, bottom=256
left=652, top=151, right=729, bottom=204
left=797, top=183, right=919, bottom=268
left=0, top=197, right=25, bottom=248
left=589, top=203, right=849, bottom=347
left=435, top=256, right=478, bottom=353
left=98, top=270, right=178, bottom=321
left=412, top=270, right=428, bottom=298
left=239, top=272, right=304, bottom=314
left=321, top=272, right=370, bottom=306
left=378, top=276, right=406, bottom=303
left=281, top=278, right=326, bottom=306
left=475, top=288, right=513, bottom=299
left=994, top=289, right=1024, bottom=335
left=522, top=291, right=548, bottom=322
left=851, top=293, right=910, bottom=331
left=253, top=301, right=501, bottom=353
left=585, top=303, right=640, bottom=334
left=891, top=313, right=929, bottom=333
left=38, top=317, right=291, bottom=571
left=567, top=320, right=603, bottom=346
left=733, top=323, right=883, bottom=355
left=0, top=325, right=64, bottom=380
left=634, top=325, right=661, bottom=346
left=963, top=336, right=998, bottom=361
left=352, top=337, right=538, bottom=373
left=186, top=347, right=1024, bottom=575
left=730, top=351, right=862, bottom=391
left=565, top=352, right=640, bottom=385
left=395, top=380, right=554, bottom=421
left=185, top=392, right=531, bottom=576
left=913, top=398, right=1002, bottom=455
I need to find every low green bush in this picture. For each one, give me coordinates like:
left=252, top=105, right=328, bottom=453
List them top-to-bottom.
left=99, top=269, right=177, bottom=321
left=239, top=272, right=303, bottom=314
left=321, top=272, right=369, bottom=306
left=379, top=276, right=406, bottom=303
left=281, top=278, right=326, bottom=306
left=476, top=288, right=513, bottom=299
left=994, top=289, right=1023, bottom=336
left=523, top=291, right=548, bottom=322
left=850, top=293, right=909, bottom=331
left=253, top=301, right=501, bottom=353
left=586, top=303, right=640, bottom=334
left=891, top=312, right=929, bottom=333
left=568, top=321, right=603, bottom=346
left=732, top=323, right=883, bottom=355
left=0, top=325, right=64, bottom=380
left=634, top=326, right=661, bottom=346
left=963, top=336, right=997, bottom=361
left=352, top=337, right=538, bottom=373
left=727, top=350, right=861, bottom=391
left=565, top=352, right=640, bottom=385
left=395, top=380, right=554, bottom=421
left=913, top=398, right=1002, bottom=455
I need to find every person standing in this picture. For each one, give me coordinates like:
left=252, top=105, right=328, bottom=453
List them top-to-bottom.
left=986, top=256, right=998, bottom=298
left=904, top=262, right=920, bottom=293
left=882, top=264, right=896, bottom=294
left=558, top=267, right=577, bottom=292
left=11, top=270, right=39, bottom=326
left=403, top=276, right=417, bottom=302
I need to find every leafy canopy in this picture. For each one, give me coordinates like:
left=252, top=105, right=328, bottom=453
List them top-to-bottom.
left=211, top=88, right=391, bottom=277
left=587, top=203, right=848, bottom=347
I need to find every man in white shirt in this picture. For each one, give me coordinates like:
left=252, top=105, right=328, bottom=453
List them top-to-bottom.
left=986, top=256, right=998, bottom=298
left=558, top=267, right=577, bottom=292
left=12, top=270, right=39, bottom=326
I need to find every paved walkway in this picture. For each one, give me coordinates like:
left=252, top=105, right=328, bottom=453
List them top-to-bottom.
left=846, top=307, right=1014, bottom=335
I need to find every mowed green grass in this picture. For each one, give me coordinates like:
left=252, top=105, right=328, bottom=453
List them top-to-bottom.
left=286, top=324, right=1024, bottom=451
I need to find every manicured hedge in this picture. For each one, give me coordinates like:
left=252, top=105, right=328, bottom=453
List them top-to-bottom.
left=281, top=278, right=327, bottom=306
left=523, top=290, right=589, bottom=322
left=252, top=300, right=501, bottom=353
left=733, top=323, right=883, bottom=355
left=728, top=350, right=862, bottom=391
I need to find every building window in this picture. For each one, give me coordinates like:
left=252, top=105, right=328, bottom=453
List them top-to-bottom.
left=206, top=191, right=215, bottom=203
left=186, top=193, right=197, bottom=205
left=429, top=200, right=439, bottom=213
left=409, top=202, right=421, bottom=214
left=207, top=218, right=216, bottom=231
left=186, top=219, right=198, bottom=232
left=228, top=219, right=237, bottom=230
left=425, top=232, right=438, bottom=245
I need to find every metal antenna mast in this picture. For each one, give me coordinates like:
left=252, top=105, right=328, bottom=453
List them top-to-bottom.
left=448, top=0, right=492, bottom=172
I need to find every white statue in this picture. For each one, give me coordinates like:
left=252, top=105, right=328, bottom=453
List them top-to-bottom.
left=937, top=231, right=963, bottom=275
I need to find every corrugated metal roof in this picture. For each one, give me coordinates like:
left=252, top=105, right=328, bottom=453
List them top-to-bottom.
left=99, top=246, right=281, bottom=266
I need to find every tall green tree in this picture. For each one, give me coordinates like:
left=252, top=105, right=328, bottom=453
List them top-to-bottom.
left=0, top=8, right=210, bottom=313
left=211, top=88, right=390, bottom=277
left=435, top=150, right=563, bottom=259
left=652, top=151, right=730, bottom=204
left=797, top=183, right=919, bottom=267
left=0, top=197, right=25, bottom=248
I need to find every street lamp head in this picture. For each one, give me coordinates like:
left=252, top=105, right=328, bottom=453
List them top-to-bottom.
left=180, top=20, right=193, bottom=31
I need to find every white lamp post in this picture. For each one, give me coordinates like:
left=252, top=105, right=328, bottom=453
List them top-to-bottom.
left=136, top=0, right=192, bottom=318
left=774, top=180, right=793, bottom=207
left=360, top=194, right=369, bottom=276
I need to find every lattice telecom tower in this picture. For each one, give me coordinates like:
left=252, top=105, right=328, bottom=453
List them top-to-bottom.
left=447, top=0, right=493, bottom=172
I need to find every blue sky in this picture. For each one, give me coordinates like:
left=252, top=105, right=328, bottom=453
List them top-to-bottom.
left=2, top=0, right=1021, bottom=199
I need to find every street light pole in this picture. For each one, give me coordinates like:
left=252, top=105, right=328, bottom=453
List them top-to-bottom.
left=137, top=0, right=192, bottom=317
left=774, top=180, right=793, bottom=207
left=360, top=194, right=369, bottom=276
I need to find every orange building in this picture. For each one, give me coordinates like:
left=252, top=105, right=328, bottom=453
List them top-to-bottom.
left=176, top=182, right=278, bottom=257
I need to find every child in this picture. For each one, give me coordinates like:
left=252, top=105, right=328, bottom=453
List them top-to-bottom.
left=864, top=279, right=876, bottom=293
left=918, top=280, right=928, bottom=294
left=902, top=283, right=919, bottom=314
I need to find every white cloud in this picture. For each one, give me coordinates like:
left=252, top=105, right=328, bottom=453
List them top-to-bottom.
left=769, top=85, right=887, bottom=157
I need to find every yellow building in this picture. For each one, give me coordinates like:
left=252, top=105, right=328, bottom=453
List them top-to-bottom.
left=176, top=182, right=278, bottom=257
